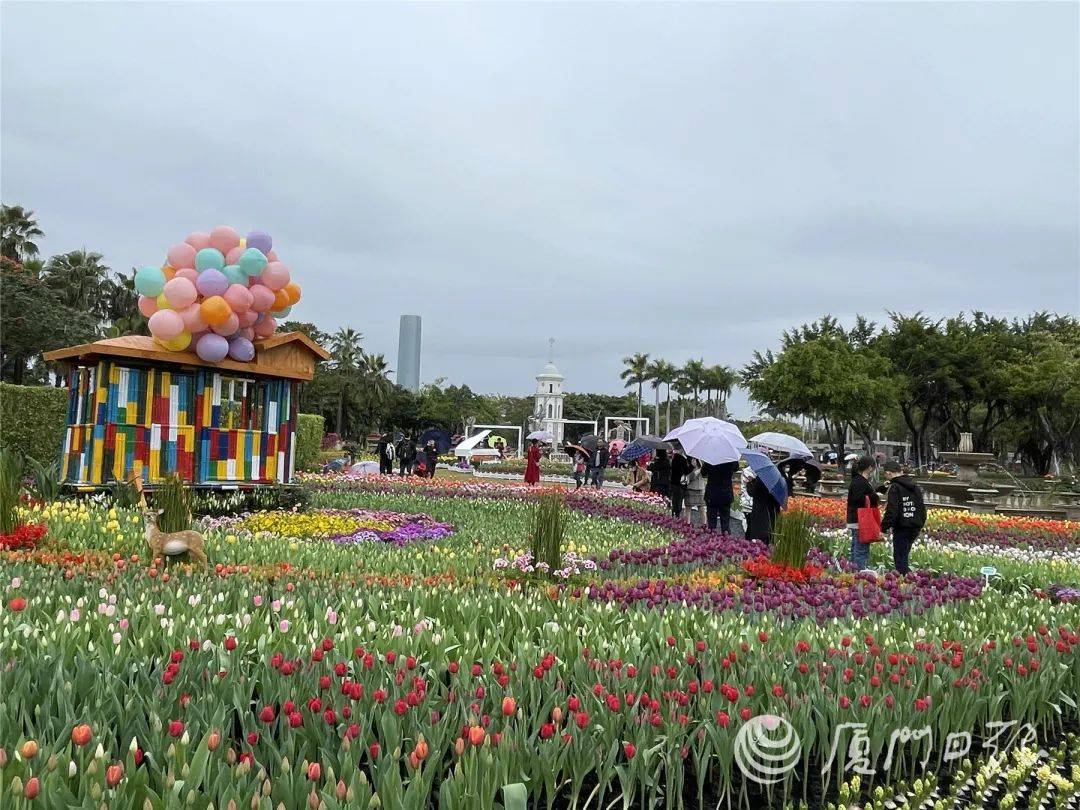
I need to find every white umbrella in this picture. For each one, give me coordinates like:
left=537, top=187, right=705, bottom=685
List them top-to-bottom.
left=664, top=417, right=748, bottom=465
left=526, top=430, right=554, bottom=443
left=750, top=431, right=813, bottom=459
left=844, top=452, right=860, bottom=461
left=347, top=460, right=381, bottom=476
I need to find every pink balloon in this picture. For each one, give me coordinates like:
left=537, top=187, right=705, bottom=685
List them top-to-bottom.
left=209, top=225, right=240, bottom=255
left=185, top=232, right=211, bottom=251
left=167, top=243, right=197, bottom=270
left=225, top=246, right=244, bottom=265
left=266, top=250, right=279, bottom=262
left=260, top=261, right=290, bottom=291
left=174, top=267, right=199, bottom=283
left=163, top=277, right=198, bottom=309
left=223, top=283, right=254, bottom=313
left=250, top=285, right=276, bottom=313
left=138, top=295, right=158, bottom=318
left=179, top=303, right=208, bottom=334
left=238, top=309, right=260, bottom=328
left=148, top=310, right=185, bottom=341
left=210, top=312, right=240, bottom=337
left=254, top=315, right=277, bottom=337
left=239, top=327, right=255, bottom=341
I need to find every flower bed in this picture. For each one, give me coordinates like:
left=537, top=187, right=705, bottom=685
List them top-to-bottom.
left=218, top=508, right=455, bottom=546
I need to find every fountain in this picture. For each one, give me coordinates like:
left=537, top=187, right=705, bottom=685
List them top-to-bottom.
left=918, top=433, right=1015, bottom=510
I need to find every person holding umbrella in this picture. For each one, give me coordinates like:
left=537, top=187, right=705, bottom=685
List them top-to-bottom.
left=524, top=439, right=542, bottom=485
left=588, top=440, right=609, bottom=488
left=669, top=446, right=691, bottom=518
left=648, top=448, right=671, bottom=500
left=703, top=460, right=739, bottom=533
left=744, top=472, right=783, bottom=541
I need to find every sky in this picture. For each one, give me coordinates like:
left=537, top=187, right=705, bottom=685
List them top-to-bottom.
left=3, top=2, right=1078, bottom=418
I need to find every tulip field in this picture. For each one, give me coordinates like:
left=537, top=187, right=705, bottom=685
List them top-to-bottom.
left=2, top=474, right=1079, bottom=809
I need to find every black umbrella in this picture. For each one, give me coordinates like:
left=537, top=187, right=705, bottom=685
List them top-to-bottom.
left=419, top=428, right=452, bottom=454
left=578, top=434, right=599, bottom=451
left=633, top=435, right=673, bottom=451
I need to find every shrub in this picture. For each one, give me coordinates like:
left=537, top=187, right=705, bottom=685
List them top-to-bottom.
left=0, top=383, right=68, bottom=464
left=296, top=414, right=325, bottom=472
left=0, top=447, right=23, bottom=535
left=26, top=458, right=60, bottom=503
left=152, top=474, right=191, bottom=533
left=531, top=491, right=568, bottom=574
left=770, top=509, right=815, bottom=568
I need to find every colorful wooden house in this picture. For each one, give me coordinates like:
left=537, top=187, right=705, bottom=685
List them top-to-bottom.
left=44, top=333, right=329, bottom=488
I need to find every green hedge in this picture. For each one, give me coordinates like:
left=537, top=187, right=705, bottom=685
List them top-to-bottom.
left=0, top=383, right=69, bottom=464
left=295, top=413, right=325, bottom=472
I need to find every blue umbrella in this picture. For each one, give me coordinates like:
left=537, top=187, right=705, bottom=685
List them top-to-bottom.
left=419, top=428, right=453, bottom=454
left=620, top=443, right=653, bottom=462
left=740, top=449, right=789, bottom=508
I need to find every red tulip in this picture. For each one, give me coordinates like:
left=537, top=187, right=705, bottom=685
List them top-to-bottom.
left=8, top=597, right=26, bottom=612
left=501, top=696, right=516, bottom=717
left=168, top=720, right=184, bottom=738
left=71, top=724, right=92, bottom=747
left=623, top=742, right=636, bottom=758
left=106, top=762, right=124, bottom=787
left=307, top=762, right=321, bottom=781
left=25, top=776, right=40, bottom=800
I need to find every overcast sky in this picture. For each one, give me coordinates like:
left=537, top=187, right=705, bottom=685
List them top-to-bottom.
left=3, top=2, right=1078, bottom=417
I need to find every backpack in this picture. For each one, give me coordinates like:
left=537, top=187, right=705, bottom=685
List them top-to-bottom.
left=893, top=479, right=926, bottom=530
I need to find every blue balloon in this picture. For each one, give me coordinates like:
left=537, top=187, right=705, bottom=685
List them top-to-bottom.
left=237, top=247, right=267, bottom=277
left=195, top=248, right=225, bottom=272
left=222, top=265, right=246, bottom=286
left=134, top=266, right=166, bottom=297
left=270, top=306, right=292, bottom=319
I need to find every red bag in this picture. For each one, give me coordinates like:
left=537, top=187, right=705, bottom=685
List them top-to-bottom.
left=857, top=495, right=882, bottom=543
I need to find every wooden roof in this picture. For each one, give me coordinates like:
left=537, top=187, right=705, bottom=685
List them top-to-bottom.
left=44, top=332, right=330, bottom=382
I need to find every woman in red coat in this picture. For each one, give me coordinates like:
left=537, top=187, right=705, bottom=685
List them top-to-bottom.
left=524, top=440, right=542, bottom=485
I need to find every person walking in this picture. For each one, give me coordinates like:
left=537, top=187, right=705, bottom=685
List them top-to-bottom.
left=376, top=433, right=393, bottom=475
left=398, top=436, right=416, bottom=476
left=524, top=439, right=542, bottom=485
left=424, top=440, right=439, bottom=479
left=589, top=441, right=609, bottom=488
left=669, top=447, right=691, bottom=518
left=572, top=449, right=587, bottom=490
left=648, top=449, right=671, bottom=500
left=846, top=456, right=879, bottom=570
left=683, top=457, right=706, bottom=527
left=703, top=460, right=738, bottom=533
left=880, top=460, right=926, bottom=575
left=744, top=474, right=782, bottom=542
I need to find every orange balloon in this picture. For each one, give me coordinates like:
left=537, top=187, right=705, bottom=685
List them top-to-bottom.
left=162, top=265, right=176, bottom=281
left=284, top=282, right=302, bottom=306
left=272, top=289, right=291, bottom=311
left=200, top=295, right=232, bottom=327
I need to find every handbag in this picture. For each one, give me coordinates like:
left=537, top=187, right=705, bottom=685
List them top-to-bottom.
left=857, top=495, right=882, bottom=543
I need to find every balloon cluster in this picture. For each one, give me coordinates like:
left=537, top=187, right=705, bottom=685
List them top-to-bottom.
left=134, top=226, right=302, bottom=363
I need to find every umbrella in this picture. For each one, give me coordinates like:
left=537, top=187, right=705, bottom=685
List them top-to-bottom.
left=664, top=417, right=748, bottom=465
left=419, top=428, right=453, bottom=454
left=526, top=430, right=554, bottom=442
left=750, top=431, right=812, bottom=459
left=578, top=434, right=599, bottom=451
left=631, top=434, right=670, bottom=451
left=608, top=439, right=626, bottom=456
left=564, top=443, right=589, bottom=460
left=619, top=443, right=653, bottom=462
left=740, top=449, right=789, bottom=508
left=844, top=452, right=860, bottom=461
left=347, top=460, right=381, bottom=476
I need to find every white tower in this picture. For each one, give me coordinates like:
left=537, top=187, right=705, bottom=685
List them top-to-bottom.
left=534, top=338, right=566, bottom=445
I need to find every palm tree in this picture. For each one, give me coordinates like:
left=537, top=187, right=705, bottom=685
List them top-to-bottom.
left=1, top=205, right=44, bottom=263
left=42, top=250, right=111, bottom=322
left=103, top=271, right=145, bottom=337
left=329, top=328, right=364, bottom=435
left=361, top=353, right=395, bottom=432
left=620, top=353, right=650, bottom=420
left=648, top=359, right=678, bottom=434
left=679, top=359, right=706, bottom=417
left=707, top=365, right=737, bottom=417
left=672, top=375, right=693, bottom=427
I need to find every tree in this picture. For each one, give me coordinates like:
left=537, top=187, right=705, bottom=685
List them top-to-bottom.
left=1, top=205, right=44, bottom=263
left=43, top=250, right=112, bottom=323
left=103, top=271, right=146, bottom=337
left=742, top=320, right=896, bottom=459
left=328, top=328, right=365, bottom=436
left=620, top=353, right=650, bottom=420
left=646, top=358, right=677, bottom=435
left=679, top=359, right=706, bottom=417
left=704, top=364, right=736, bottom=418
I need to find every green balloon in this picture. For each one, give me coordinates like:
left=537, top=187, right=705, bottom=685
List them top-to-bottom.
left=238, top=247, right=268, bottom=277
left=195, top=248, right=225, bottom=272
left=134, top=265, right=166, bottom=297
left=222, top=265, right=246, bottom=286
left=270, top=306, right=292, bottom=319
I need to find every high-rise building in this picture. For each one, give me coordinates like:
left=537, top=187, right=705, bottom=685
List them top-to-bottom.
left=396, top=315, right=422, bottom=392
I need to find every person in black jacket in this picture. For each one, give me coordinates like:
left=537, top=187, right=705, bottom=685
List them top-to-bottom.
left=376, top=434, right=393, bottom=475
left=398, top=436, right=416, bottom=476
left=588, top=441, right=610, bottom=488
left=669, top=448, right=691, bottom=518
left=647, top=449, right=671, bottom=500
left=846, top=456, right=879, bottom=570
left=703, top=460, right=738, bottom=533
left=880, top=460, right=926, bottom=574
left=744, top=474, right=782, bottom=541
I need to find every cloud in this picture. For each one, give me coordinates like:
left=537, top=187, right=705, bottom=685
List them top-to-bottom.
left=3, top=2, right=1077, bottom=418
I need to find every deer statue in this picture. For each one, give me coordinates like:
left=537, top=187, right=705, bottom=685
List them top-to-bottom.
left=126, top=470, right=208, bottom=567
left=142, top=507, right=208, bottom=567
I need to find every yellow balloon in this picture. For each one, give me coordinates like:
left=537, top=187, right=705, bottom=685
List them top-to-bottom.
left=238, top=237, right=247, bottom=249
left=155, top=293, right=172, bottom=310
left=156, top=332, right=191, bottom=352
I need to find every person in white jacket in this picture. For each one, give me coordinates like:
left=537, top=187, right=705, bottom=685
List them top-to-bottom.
left=739, top=464, right=755, bottom=529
